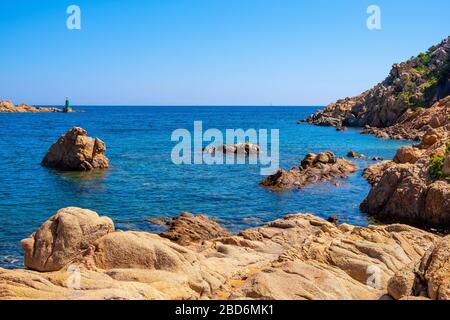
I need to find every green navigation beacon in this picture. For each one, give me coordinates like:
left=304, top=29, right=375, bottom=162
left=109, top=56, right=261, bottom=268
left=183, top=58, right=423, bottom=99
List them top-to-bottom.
left=63, top=97, right=72, bottom=113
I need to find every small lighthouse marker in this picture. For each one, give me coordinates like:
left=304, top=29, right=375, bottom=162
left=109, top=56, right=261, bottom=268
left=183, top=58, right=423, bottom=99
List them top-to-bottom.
left=63, top=97, right=72, bottom=113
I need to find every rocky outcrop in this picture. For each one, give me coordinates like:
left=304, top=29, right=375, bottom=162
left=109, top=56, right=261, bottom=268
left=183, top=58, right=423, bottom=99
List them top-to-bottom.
left=303, top=37, right=450, bottom=131
left=361, top=96, right=450, bottom=140
left=0, top=100, right=63, bottom=113
left=361, top=126, right=450, bottom=229
left=41, top=127, right=109, bottom=171
left=203, top=142, right=260, bottom=156
left=261, top=152, right=358, bottom=190
left=1, top=208, right=447, bottom=300
left=156, top=212, right=230, bottom=246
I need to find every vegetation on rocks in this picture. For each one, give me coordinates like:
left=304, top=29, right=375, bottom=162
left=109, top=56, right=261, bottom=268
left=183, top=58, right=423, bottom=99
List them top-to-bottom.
left=430, top=155, right=446, bottom=180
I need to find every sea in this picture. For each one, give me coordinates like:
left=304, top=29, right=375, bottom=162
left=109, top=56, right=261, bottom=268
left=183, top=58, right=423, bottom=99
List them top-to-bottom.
left=0, top=106, right=410, bottom=268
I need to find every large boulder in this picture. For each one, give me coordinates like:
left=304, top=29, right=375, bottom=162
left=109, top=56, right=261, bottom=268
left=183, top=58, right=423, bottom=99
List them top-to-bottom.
left=42, top=127, right=109, bottom=171
left=393, top=146, right=422, bottom=164
left=261, top=152, right=358, bottom=190
left=21, top=207, right=114, bottom=272
left=93, top=231, right=196, bottom=272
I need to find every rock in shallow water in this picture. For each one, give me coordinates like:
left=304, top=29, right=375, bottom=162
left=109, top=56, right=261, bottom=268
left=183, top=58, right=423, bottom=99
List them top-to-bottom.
left=41, top=127, right=109, bottom=171
left=203, top=142, right=260, bottom=156
left=260, top=151, right=359, bottom=190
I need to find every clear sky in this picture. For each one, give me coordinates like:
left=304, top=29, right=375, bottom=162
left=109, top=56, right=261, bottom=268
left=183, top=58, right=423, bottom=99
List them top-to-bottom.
left=1, top=0, right=449, bottom=106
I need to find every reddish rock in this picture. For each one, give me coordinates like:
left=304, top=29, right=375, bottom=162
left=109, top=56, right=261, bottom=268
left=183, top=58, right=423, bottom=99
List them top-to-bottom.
left=42, top=127, right=109, bottom=171
left=261, top=152, right=358, bottom=190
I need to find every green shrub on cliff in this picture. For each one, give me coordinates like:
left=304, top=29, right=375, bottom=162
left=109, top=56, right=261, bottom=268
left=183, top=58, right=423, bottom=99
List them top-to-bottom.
left=429, top=155, right=445, bottom=180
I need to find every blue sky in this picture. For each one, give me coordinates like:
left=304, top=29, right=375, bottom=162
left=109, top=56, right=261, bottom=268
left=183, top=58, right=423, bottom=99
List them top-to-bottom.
left=1, top=0, right=449, bottom=106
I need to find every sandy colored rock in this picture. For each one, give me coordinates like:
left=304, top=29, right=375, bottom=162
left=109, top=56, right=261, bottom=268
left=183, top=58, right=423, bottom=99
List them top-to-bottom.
left=0, top=100, right=62, bottom=113
left=42, top=127, right=109, bottom=171
left=393, top=146, right=422, bottom=164
left=261, top=152, right=358, bottom=190
left=21, top=207, right=114, bottom=272
left=1, top=208, right=446, bottom=300
left=158, top=212, right=230, bottom=245
left=93, top=231, right=195, bottom=271
left=419, top=236, right=450, bottom=300
left=387, top=266, right=417, bottom=300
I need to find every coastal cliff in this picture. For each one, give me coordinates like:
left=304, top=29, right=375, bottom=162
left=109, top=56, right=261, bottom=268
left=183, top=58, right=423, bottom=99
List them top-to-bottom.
left=304, top=37, right=450, bottom=132
left=304, top=37, right=450, bottom=229
left=361, top=111, right=449, bottom=229
left=1, top=207, right=448, bottom=300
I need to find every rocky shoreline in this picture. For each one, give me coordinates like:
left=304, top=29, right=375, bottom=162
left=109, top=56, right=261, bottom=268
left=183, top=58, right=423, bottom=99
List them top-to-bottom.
left=302, top=37, right=449, bottom=230
left=0, top=100, right=81, bottom=113
left=1, top=207, right=448, bottom=300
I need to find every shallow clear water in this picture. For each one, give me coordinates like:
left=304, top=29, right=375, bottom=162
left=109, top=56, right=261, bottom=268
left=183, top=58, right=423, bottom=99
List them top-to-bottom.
left=0, top=106, right=409, bottom=268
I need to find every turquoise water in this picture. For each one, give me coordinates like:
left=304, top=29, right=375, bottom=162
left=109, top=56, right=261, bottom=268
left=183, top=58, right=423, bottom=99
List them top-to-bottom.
left=0, top=106, right=409, bottom=268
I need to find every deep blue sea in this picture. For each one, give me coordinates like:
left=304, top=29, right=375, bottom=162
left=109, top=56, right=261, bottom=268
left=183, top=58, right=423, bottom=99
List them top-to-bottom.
left=0, top=106, right=409, bottom=268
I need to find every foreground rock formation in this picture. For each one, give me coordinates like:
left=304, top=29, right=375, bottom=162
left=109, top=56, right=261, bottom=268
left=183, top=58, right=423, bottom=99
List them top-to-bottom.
left=303, top=37, right=449, bottom=130
left=0, top=100, right=62, bottom=113
left=41, top=127, right=109, bottom=171
left=261, top=152, right=358, bottom=190
left=0, top=207, right=448, bottom=300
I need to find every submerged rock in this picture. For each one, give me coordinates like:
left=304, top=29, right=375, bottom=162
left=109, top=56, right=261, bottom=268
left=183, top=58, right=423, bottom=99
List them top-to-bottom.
left=41, top=127, right=109, bottom=171
left=347, top=151, right=365, bottom=158
left=260, top=152, right=359, bottom=190
left=1, top=208, right=446, bottom=300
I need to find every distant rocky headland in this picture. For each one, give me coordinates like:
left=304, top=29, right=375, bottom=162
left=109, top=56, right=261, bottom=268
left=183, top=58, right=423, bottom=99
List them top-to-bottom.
left=303, top=36, right=450, bottom=140
left=0, top=100, right=79, bottom=113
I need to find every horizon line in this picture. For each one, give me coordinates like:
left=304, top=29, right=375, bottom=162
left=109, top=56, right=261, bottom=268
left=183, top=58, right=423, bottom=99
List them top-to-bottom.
left=33, top=104, right=326, bottom=108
